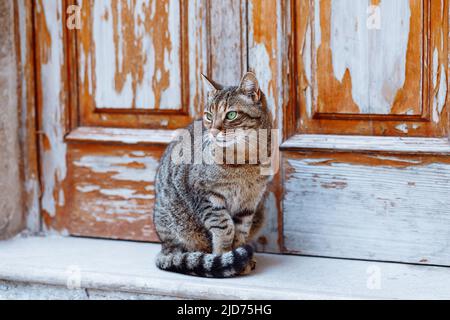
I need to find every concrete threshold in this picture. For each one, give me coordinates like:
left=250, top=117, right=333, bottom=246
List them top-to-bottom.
left=0, top=235, right=449, bottom=299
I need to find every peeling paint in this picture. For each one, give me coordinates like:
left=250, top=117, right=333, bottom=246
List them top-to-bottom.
left=17, top=0, right=41, bottom=232
left=37, top=0, right=67, bottom=218
left=81, top=0, right=183, bottom=110
left=297, top=0, right=448, bottom=136
left=330, top=0, right=410, bottom=114
left=303, top=23, right=313, bottom=118
left=249, top=43, right=274, bottom=114
left=433, top=63, right=447, bottom=123
left=395, top=123, right=409, bottom=133
left=73, top=154, right=158, bottom=182
left=284, top=154, right=450, bottom=265
left=76, top=185, right=101, bottom=193
left=99, top=188, right=154, bottom=200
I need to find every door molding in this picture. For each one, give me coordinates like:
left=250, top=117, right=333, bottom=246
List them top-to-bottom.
left=288, top=0, right=449, bottom=137
left=281, top=134, right=450, bottom=155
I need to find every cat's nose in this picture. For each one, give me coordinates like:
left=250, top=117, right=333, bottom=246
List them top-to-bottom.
left=210, top=128, right=220, bottom=137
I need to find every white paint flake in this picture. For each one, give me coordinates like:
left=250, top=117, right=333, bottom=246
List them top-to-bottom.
left=40, top=0, right=67, bottom=217
left=73, top=154, right=158, bottom=182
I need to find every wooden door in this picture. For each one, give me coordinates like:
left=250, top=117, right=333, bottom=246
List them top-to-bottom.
left=33, top=0, right=450, bottom=265
left=34, top=0, right=249, bottom=242
left=278, top=0, right=450, bottom=266
left=34, top=1, right=188, bottom=241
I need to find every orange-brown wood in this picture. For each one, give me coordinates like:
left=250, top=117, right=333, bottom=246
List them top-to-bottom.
left=15, top=0, right=41, bottom=232
left=32, top=0, right=449, bottom=254
left=34, top=0, right=257, bottom=244
left=75, top=0, right=192, bottom=130
left=248, top=0, right=291, bottom=252
left=291, top=0, right=449, bottom=137
left=42, top=143, right=163, bottom=241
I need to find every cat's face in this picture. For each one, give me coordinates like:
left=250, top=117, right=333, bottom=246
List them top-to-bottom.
left=202, top=72, right=266, bottom=147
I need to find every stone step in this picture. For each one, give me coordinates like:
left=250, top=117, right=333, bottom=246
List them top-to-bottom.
left=0, top=236, right=449, bottom=299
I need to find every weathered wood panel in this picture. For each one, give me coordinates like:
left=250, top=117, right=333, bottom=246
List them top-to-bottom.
left=15, top=0, right=40, bottom=232
left=34, top=0, right=69, bottom=228
left=35, top=0, right=280, bottom=247
left=76, top=0, right=192, bottom=129
left=78, top=0, right=184, bottom=111
left=187, top=0, right=208, bottom=118
left=208, top=0, right=246, bottom=85
left=247, top=0, right=292, bottom=252
left=292, top=0, right=449, bottom=137
left=315, top=0, right=423, bottom=115
left=66, top=126, right=177, bottom=145
left=281, top=134, right=450, bottom=154
left=65, top=144, right=162, bottom=241
left=283, top=151, right=450, bottom=266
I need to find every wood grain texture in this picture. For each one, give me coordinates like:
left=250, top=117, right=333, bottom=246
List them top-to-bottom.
left=15, top=0, right=41, bottom=232
left=32, top=0, right=450, bottom=260
left=34, top=0, right=70, bottom=228
left=35, top=0, right=265, bottom=245
left=76, top=0, right=192, bottom=129
left=88, top=0, right=183, bottom=111
left=208, top=0, right=247, bottom=85
left=247, top=0, right=292, bottom=252
left=291, top=0, right=449, bottom=137
left=315, top=0, right=424, bottom=116
left=66, top=126, right=177, bottom=145
left=281, top=134, right=450, bottom=154
left=64, top=144, right=163, bottom=241
left=283, top=151, right=450, bottom=266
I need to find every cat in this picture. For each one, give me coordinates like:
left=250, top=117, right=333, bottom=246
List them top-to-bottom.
left=153, top=72, right=273, bottom=277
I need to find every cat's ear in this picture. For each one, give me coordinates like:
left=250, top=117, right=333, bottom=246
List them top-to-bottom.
left=239, top=71, right=261, bottom=101
left=201, top=73, right=223, bottom=93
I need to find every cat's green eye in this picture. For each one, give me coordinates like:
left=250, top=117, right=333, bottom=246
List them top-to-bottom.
left=226, top=111, right=237, bottom=121
left=205, top=112, right=213, bottom=122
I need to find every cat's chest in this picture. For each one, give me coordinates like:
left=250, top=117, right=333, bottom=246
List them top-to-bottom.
left=217, top=177, right=267, bottom=213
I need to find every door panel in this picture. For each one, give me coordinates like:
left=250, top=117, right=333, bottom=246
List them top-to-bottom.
left=35, top=0, right=264, bottom=243
left=35, top=0, right=200, bottom=240
left=35, top=0, right=450, bottom=264
left=77, top=0, right=191, bottom=129
left=82, top=0, right=184, bottom=111
left=277, top=0, right=450, bottom=266
left=295, top=0, right=448, bottom=136
left=315, top=0, right=424, bottom=116
left=66, top=143, right=163, bottom=241
left=283, top=151, right=450, bottom=265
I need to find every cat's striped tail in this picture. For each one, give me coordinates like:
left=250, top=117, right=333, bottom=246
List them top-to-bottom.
left=155, top=245, right=254, bottom=278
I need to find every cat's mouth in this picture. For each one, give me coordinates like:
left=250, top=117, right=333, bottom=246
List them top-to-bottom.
left=209, top=131, right=237, bottom=147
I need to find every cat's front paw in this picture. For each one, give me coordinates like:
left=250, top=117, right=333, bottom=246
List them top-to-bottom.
left=232, top=236, right=246, bottom=249
left=239, top=258, right=256, bottom=276
left=250, top=258, right=256, bottom=270
left=239, top=263, right=253, bottom=275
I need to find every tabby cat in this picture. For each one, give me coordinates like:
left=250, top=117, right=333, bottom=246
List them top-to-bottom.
left=154, top=72, right=273, bottom=277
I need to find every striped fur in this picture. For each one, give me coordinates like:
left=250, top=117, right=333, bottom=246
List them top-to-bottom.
left=153, top=73, right=272, bottom=278
left=155, top=244, right=254, bottom=278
